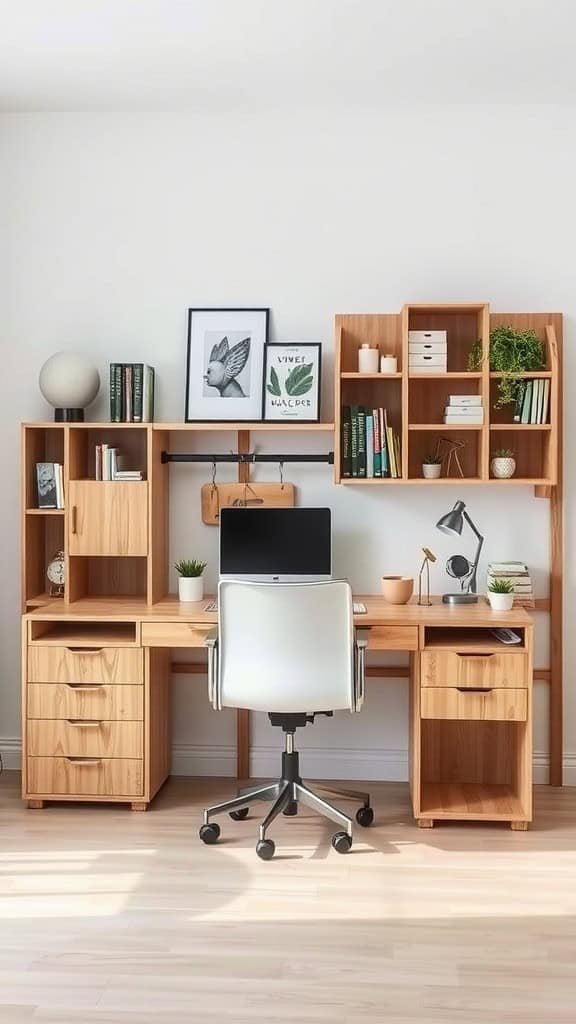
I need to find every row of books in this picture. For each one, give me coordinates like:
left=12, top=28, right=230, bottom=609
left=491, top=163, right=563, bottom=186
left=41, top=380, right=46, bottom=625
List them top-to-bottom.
left=109, top=363, right=155, bottom=422
left=513, top=378, right=550, bottom=424
left=444, top=395, right=484, bottom=425
left=341, top=406, right=402, bottom=478
left=95, top=446, right=143, bottom=482
left=36, top=463, right=64, bottom=508
left=487, top=561, right=534, bottom=608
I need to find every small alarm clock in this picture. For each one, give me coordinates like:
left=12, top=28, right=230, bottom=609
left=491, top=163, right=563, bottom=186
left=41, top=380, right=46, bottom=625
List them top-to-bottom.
left=47, top=551, right=65, bottom=597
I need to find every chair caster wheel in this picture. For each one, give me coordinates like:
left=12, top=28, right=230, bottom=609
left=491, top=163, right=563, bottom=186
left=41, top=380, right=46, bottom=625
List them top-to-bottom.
left=283, top=800, right=298, bottom=816
left=356, top=805, right=374, bottom=827
left=230, top=808, right=249, bottom=821
left=199, top=823, right=221, bottom=845
left=332, top=831, right=352, bottom=854
left=256, top=839, right=275, bottom=861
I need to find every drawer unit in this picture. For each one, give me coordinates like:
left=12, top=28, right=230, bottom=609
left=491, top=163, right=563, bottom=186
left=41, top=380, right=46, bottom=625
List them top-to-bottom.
left=141, top=621, right=213, bottom=648
left=367, top=626, right=419, bottom=651
left=28, top=646, right=143, bottom=685
left=421, top=650, right=529, bottom=689
left=27, top=683, right=143, bottom=721
left=421, top=687, right=527, bottom=722
left=27, top=720, right=143, bottom=758
left=27, top=757, right=144, bottom=798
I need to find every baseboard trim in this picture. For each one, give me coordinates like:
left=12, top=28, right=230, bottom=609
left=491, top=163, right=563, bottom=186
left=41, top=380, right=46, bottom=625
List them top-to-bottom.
left=3, top=737, right=575, bottom=785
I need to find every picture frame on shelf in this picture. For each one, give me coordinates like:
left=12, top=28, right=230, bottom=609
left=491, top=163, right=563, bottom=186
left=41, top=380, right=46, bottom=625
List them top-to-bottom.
left=185, top=307, right=269, bottom=422
left=262, top=342, right=322, bottom=422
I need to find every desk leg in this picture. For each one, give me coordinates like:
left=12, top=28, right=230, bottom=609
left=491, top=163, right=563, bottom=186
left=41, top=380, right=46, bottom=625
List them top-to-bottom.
left=237, top=709, right=250, bottom=780
left=417, top=818, right=434, bottom=829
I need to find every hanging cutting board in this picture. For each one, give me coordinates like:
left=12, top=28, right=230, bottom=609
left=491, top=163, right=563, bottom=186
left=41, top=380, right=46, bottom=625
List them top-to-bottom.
left=201, top=482, right=296, bottom=525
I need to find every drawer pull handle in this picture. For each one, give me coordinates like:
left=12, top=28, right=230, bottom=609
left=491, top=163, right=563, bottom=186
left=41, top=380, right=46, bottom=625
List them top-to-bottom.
left=71, top=505, right=77, bottom=534
left=66, top=647, right=104, bottom=654
left=456, top=653, right=495, bottom=659
left=66, top=683, right=104, bottom=690
left=456, top=686, right=493, bottom=693
left=66, top=719, right=103, bottom=727
left=65, top=757, right=102, bottom=766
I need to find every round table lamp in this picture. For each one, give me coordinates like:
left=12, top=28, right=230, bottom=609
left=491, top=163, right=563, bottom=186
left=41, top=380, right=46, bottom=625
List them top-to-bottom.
left=39, top=351, right=100, bottom=422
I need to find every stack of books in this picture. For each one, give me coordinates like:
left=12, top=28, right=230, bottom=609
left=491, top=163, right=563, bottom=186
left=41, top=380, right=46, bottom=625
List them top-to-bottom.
left=109, top=363, right=155, bottom=422
left=514, top=379, right=550, bottom=424
left=443, top=395, right=484, bottom=425
left=341, top=406, right=402, bottom=478
left=95, top=445, right=143, bottom=482
left=36, top=463, right=64, bottom=508
left=487, top=561, right=534, bottom=608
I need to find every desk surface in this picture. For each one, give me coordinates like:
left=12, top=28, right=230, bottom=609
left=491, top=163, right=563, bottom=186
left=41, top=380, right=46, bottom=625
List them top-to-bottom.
left=25, top=594, right=533, bottom=628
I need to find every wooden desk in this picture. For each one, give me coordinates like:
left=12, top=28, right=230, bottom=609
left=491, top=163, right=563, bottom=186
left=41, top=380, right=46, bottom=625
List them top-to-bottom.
left=22, top=596, right=533, bottom=828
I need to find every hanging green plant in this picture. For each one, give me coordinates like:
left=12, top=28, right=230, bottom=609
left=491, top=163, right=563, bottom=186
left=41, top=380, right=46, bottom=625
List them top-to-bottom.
left=468, top=326, right=545, bottom=407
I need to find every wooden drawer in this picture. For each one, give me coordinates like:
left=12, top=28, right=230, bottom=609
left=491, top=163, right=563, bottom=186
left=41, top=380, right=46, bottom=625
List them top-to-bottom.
left=141, top=621, right=213, bottom=648
left=367, top=626, right=418, bottom=651
left=28, top=646, right=143, bottom=684
left=421, top=650, right=528, bottom=689
left=28, top=683, right=143, bottom=721
left=421, top=687, right=527, bottom=722
left=27, top=720, right=143, bottom=758
left=27, top=757, right=143, bottom=798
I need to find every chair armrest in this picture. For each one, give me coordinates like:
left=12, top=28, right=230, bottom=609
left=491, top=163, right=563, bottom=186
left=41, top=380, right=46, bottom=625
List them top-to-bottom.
left=205, top=629, right=219, bottom=709
left=353, top=629, right=369, bottom=712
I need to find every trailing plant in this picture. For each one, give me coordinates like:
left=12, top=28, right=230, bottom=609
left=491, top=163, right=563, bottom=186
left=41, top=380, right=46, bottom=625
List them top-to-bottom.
left=468, top=325, right=545, bottom=407
left=492, top=447, right=515, bottom=459
left=422, top=452, right=442, bottom=465
left=174, top=558, right=207, bottom=578
left=487, top=577, right=514, bottom=594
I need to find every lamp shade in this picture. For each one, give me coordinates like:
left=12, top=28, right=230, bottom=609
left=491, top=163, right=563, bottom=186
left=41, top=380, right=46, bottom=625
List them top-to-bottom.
left=39, top=351, right=100, bottom=420
left=436, top=500, right=466, bottom=537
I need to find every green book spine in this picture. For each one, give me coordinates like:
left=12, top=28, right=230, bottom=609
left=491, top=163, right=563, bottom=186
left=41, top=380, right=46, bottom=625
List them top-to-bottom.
left=109, top=364, right=117, bottom=421
left=113, top=364, right=122, bottom=423
left=132, top=364, right=144, bottom=423
left=520, top=381, right=532, bottom=424
left=341, top=406, right=352, bottom=477
left=350, top=406, right=359, bottom=478
left=357, top=407, right=367, bottom=478
left=380, top=408, right=389, bottom=477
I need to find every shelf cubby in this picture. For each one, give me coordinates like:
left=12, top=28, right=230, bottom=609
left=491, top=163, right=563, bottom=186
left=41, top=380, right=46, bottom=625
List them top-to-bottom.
left=406, top=303, right=488, bottom=373
left=408, top=375, right=482, bottom=426
left=68, top=424, right=148, bottom=481
left=408, top=427, right=482, bottom=482
left=489, top=427, right=554, bottom=484
left=23, top=513, right=65, bottom=609
left=67, top=555, right=148, bottom=603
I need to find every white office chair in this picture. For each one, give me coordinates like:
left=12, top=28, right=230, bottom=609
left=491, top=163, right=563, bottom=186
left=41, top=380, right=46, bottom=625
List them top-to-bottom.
left=199, top=579, right=373, bottom=859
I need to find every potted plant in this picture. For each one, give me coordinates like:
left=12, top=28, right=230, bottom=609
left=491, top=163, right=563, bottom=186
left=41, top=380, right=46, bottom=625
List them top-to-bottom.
left=469, top=325, right=545, bottom=408
left=491, top=447, right=516, bottom=479
left=422, top=453, right=442, bottom=479
left=174, top=558, right=207, bottom=602
left=487, top=577, right=515, bottom=611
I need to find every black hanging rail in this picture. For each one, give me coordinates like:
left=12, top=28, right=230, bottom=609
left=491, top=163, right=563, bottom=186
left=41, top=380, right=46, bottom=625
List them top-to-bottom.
left=161, top=451, right=334, bottom=465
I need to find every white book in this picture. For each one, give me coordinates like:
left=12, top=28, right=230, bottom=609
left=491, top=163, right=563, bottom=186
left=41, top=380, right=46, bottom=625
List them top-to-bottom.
left=542, top=378, right=551, bottom=424
left=530, top=379, right=540, bottom=423
left=448, top=395, right=483, bottom=407
left=55, top=463, right=64, bottom=509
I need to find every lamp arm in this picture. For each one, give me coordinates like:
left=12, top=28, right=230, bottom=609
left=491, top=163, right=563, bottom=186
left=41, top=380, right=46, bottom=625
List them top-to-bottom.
left=463, top=511, right=484, bottom=594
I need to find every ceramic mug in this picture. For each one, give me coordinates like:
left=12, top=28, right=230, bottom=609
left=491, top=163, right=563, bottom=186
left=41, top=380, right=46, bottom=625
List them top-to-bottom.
left=381, top=576, right=414, bottom=604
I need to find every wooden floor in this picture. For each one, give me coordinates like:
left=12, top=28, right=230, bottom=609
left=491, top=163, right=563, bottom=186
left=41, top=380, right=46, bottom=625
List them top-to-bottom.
left=2, top=773, right=576, bottom=1023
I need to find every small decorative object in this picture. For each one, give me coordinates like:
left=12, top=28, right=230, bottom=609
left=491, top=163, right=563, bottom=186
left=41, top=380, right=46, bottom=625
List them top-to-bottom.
left=185, top=308, right=269, bottom=422
left=468, top=325, right=545, bottom=407
left=263, top=343, right=321, bottom=422
left=358, top=344, right=379, bottom=373
left=39, top=351, right=100, bottom=422
left=380, top=353, right=398, bottom=375
left=435, top=437, right=466, bottom=478
left=491, top=448, right=516, bottom=479
left=422, top=453, right=442, bottom=479
left=36, top=463, right=61, bottom=508
left=436, top=499, right=484, bottom=604
left=417, top=547, right=436, bottom=606
left=46, top=551, right=65, bottom=598
left=175, top=559, right=207, bottom=602
left=381, top=576, right=414, bottom=605
left=487, top=577, right=515, bottom=612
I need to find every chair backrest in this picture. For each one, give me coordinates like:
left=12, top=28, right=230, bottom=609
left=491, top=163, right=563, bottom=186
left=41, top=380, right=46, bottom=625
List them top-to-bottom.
left=217, top=579, right=355, bottom=713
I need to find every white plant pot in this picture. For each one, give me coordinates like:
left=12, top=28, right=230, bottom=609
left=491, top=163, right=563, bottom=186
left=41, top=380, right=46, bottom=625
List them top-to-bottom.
left=491, top=457, right=516, bottom=479
left=422, top=464, right=442, bottom=479
left=178, top=575, right=204, bottom=602
left=488, top=592, right=514, bottom=612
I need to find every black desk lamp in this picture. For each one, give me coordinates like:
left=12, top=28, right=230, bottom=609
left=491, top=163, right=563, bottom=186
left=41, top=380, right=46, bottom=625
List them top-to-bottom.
left=436, top=499, right=484, bottom=604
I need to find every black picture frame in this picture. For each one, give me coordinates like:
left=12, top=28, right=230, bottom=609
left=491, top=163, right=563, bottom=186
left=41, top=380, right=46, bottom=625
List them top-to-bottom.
left=185, top=307, right=270, bottom=422
left=262, top=342, right=322, bottom=423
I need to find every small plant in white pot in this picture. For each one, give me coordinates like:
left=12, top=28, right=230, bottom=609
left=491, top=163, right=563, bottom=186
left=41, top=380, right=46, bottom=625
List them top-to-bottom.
left=491, top=447, right=516, bottom=479
left=422, top=453, right=442, bottom=479
left=175, top=559, right=207, bottom=602
left=487, top=577, right=515, bottom=611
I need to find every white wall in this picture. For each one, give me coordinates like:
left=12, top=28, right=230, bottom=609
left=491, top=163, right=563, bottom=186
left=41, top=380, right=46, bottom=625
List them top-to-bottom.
left=1, top=108, right=573, bottom=781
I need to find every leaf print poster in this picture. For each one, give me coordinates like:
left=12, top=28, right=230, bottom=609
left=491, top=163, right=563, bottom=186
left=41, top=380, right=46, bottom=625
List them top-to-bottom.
left=263, top=343, right=321, bottom=422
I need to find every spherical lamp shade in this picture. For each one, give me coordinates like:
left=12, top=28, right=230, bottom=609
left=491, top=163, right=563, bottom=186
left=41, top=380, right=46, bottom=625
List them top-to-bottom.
left=39, top=351, right=100, bottom=422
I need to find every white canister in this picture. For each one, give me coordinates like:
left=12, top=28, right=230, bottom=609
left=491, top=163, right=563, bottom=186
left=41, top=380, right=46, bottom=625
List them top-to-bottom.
left=358, top=344, right=379, bottom=373
left=380, top=354, right=398, bottom=374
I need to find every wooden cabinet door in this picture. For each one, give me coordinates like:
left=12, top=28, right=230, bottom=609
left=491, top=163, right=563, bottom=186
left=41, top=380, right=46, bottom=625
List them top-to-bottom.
left=68, top=481, right=148, bottom=556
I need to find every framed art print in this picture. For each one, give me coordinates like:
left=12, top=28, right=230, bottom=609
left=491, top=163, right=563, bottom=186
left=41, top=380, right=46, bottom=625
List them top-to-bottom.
left=185, top=308, right=269, bottom=422
left=263, top=342, right=322, bottom=422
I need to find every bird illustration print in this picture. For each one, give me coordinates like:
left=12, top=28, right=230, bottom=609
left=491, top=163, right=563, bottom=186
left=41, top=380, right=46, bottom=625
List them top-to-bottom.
left=204, top=336, right=251, bottom=397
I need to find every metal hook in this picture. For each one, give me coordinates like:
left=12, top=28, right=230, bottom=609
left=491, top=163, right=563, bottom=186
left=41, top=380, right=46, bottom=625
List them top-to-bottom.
left=211, top=460, right=217, bottom=492
left=279, top=460, right=284, bottom=490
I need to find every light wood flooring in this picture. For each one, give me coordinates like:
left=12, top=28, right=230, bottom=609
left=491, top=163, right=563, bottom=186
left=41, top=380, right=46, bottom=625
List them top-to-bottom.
left=2, top=772, right=576, bottom=1023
